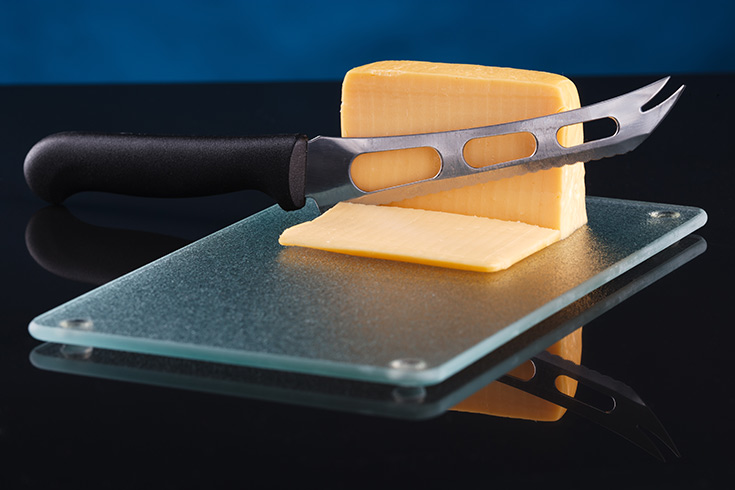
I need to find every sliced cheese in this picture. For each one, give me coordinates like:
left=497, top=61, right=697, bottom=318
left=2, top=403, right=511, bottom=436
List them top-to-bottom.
left=279, top=61, right=587, bottom=272
left=279, top=202, right=560, bottom=272
left=452, top=328, right=583, bottom=422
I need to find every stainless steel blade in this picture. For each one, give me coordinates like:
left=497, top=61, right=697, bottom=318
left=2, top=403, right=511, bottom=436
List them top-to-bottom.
left=305, top=78, right=684, bottom=211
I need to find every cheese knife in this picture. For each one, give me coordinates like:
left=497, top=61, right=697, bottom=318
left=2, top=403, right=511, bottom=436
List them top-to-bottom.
left=24, top=78, right=683, bottom=212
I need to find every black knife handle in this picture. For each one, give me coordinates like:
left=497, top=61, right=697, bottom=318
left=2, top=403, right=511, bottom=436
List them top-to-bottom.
left=23, top=132, right=309, bottom=210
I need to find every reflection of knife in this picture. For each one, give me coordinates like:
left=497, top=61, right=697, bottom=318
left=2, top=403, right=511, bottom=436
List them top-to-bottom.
left=24, top=78, right=682, bottom=212
left=25, top=206, right=191, bottom=285
left=500, top=351, right=681, bottom=461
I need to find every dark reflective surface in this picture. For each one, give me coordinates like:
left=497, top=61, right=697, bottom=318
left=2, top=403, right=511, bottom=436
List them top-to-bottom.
left=1, top=77, right=732, bottom=488
left=26, top=205, right=192, bottom=285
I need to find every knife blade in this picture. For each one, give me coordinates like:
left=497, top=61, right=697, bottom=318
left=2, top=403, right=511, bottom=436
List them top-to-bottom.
left=24, top=78, right=683, bottom=211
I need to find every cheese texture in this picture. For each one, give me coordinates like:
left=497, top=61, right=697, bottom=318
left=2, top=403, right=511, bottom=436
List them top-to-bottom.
left=279, top=61, right=587, bottom=271
left=279, top=202, right=560, bottom=272
left=452, top=328, right=583, bottom=421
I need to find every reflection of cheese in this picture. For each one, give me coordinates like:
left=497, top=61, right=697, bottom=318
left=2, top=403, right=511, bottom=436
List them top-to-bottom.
left=280, top=61, right=587, bottom=271
left=453, top=328, right=583, bottom=422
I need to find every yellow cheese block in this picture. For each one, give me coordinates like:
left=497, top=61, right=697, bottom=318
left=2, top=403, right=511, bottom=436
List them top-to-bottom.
left=341, top=60, right=587, bottom=239
left=279, top=61, right=587, bottom=272
left=279, top=202, right=560, bottom=272
left=452, top=328, right=583, bottom=422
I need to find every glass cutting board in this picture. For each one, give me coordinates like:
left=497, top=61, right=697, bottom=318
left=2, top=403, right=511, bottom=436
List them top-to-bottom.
left=28, top=197, right=707, bottom=386
left=28, top=233, right=707, bottom=421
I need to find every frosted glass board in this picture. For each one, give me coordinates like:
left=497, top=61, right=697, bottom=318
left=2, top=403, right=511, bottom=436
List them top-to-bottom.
left=29, top=197, right=707, bottom=386
left=28, top=233, right=706, bottom=420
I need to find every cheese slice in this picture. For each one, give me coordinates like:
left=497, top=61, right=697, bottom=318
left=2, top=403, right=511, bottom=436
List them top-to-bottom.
left=279, top=61, right=587, bottom=271
left=279, top=202, right=560, bottom=272
left=452, top=328, right=583, bottom=422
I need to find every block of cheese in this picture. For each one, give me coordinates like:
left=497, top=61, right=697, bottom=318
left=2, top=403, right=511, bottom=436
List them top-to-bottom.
left=342, top=60, right=586, bottom=237
left=279, top=61, right=587, bottom=271
left=279, top=201, right=560, bottom=272
left=452, top=327, right=583, bottom=422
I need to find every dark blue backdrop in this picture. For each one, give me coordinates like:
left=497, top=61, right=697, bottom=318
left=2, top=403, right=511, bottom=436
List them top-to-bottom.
left=2, top=0, right=733, bottom=84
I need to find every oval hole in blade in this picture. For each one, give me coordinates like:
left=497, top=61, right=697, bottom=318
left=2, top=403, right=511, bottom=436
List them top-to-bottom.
left=557, top=117, right=618, bottom=148
left=463, top=132, right=536, bottom=169
left=350, top=147, right=441, bottom=192
left=504, top=359, right=536, bottom=382
left=555, top=375, right=616, bottom=413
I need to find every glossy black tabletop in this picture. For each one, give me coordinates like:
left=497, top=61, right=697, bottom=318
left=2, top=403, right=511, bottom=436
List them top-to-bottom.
left=1, top=75, right=732, bottom=488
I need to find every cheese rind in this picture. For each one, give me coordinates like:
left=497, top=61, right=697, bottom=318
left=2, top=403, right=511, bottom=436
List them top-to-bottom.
left=279, top=202, right=560, bottom=272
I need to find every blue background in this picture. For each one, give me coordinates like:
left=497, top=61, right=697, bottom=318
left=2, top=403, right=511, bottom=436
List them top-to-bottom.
left=1, top=0, right=733, bottom=85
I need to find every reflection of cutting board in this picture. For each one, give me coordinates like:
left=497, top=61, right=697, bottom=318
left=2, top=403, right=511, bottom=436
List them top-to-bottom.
left=28, top=197, right=706, bottom=387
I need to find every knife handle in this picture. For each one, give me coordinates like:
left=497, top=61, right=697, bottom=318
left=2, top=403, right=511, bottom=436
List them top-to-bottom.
left=23, top=132, right=308, bottom=210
